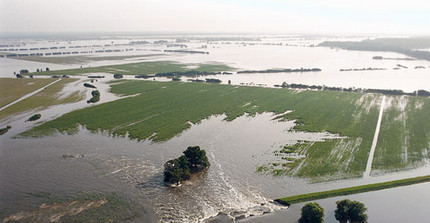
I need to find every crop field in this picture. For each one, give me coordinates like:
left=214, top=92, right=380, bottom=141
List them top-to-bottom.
left=28, top=61, right=232, bottom=76
left=0, top=78, right=83, bottom=121
left=0, top=78, right=56, bottom=108
left=22, top=80, right=399, bottom=179
left=372, top=96, right=430, bottom=172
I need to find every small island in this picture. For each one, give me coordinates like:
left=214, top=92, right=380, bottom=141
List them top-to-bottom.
left=163, top=146, right=209, bottom=186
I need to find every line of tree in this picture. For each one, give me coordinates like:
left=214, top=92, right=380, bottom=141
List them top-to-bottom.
left=237, top=68, right=322, bottom=74
left=277, top=82, right=430, bottom=97
left=163, top=146, right=209, bottom=185
left=299, top=199, right=368, bottom=223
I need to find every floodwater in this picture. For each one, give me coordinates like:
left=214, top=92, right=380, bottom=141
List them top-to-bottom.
left=1, top=35, right=430, bottom=222
left=1, top=36, right=430, bottom=92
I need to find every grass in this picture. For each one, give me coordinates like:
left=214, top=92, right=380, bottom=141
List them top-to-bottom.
left=28, top=60, right=232, bottom=76
left=0, top=78, right=56, bottom=108
left=0, top=78, right=83, bottom=121
left=22, top=80, right=384, bottom=179
left=373, top=96, right=430, bottom=171
left=275, top=175, right=430, bottom=205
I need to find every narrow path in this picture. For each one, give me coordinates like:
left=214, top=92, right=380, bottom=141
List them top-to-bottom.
left=0, top=78, right=62, bottom=112
left=364, top=95, right=386, bottom=177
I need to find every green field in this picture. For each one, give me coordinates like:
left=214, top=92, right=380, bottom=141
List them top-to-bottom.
left=28, top=61, right=232, bottom=76
left=0, top=78, right=83, bottom=121
left=0, top=78, right=57, bottom=108
left=22, top=80, right=387, bottom=179
left=372, top=96, right=430, bottom=171
left=275, top=175, right=430, bottom=205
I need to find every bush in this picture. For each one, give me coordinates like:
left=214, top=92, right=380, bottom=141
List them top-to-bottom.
left=27, top=114, right=41, bottom=122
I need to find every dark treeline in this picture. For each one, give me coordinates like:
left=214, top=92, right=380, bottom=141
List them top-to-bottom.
left=319, top=38, right=430, bottom=61
left=164, top=50, right=209, bottom=54
left=237, top=68, right=322, bottom=74
left=135, top=70, right=232, bottom=79
left=276, top=82, right=430, bottom=97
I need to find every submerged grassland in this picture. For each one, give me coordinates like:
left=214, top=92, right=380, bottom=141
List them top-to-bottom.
left=28, top=61, right=232, bottom=76
left=0, top=78, right=84, bottom=121
left=0, top=78, right=57, bottom=108
left=22, top=80, right=390, bottom=179
left=372, top=96, right=430, bottom=172
left=1, top=192, right=138, bottom=223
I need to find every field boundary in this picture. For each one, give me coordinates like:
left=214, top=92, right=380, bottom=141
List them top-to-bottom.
left=275, top=175, right=430, bottom=205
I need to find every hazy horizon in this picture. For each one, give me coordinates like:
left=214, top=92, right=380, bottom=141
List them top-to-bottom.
left=1, top=0, right=429, bottom=36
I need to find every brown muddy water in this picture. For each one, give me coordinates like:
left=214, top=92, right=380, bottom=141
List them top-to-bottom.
left=2, top=112, right=430, bottom=222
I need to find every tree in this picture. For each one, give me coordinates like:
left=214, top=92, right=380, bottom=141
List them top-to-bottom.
left=46, top=67, right=50, bottom=71
left=183, top=146, right=209, bottom=170
left=163, top=155, right=191, bottom=185
left=335, top=199, right=368, bottom=223
left=335, top=199, right=352, bottom=223
left=349, top=201, right=367, bottom=223
left=299, top=202, right=325, bottom=223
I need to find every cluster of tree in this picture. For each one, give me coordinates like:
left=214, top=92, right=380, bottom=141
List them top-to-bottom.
left=237, top=68, right=322, bottom=74
left=204, top=78, right=222, bottom=84
left=277, top=82, right=430, bottom=97
left=83, top=83, right=96, bottom=88
left=87, top=90, right=100, bottom=103
left=26, top=114, right=41, bottom=122
left=0, top=125, right=12, bottom=135
left=164, top=146, right=209, bottom=185
left=299, top=199, right=367, bottom=223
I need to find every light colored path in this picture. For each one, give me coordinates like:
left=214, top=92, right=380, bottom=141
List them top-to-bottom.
left=0, top=78, right=62, bottom=112
left=364, top=95, right=386, bottom=177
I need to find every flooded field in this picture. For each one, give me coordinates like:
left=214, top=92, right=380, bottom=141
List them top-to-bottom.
left=1, top=35, right=430, bottom=222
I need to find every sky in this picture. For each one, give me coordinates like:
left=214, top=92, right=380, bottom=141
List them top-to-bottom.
left=0, top=0, right=429, bottom=35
